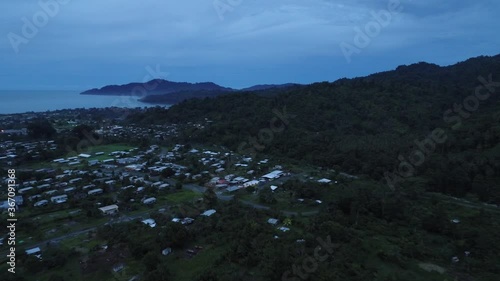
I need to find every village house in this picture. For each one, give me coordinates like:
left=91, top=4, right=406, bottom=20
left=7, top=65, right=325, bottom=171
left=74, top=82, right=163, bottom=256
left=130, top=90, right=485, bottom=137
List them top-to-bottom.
left=262, top=170, right=284, bottom=180
left=243, top=180, right=260, bottom=188
left=88, top=188, right=103, bottom=196
left=51, top=195, right=68, bottom=204
left=143, top=197, right=157, bottom=205
left=34, top=200, right=49, bottom=207
left=98, top=204, right=119, bottom=215
left=201, top=209, right=217, bottom=217
left=142, top=218, right=156, bottom=228
left=268, top=218, right=279, bottom=225
left=25, top=247, right=42, bottom=259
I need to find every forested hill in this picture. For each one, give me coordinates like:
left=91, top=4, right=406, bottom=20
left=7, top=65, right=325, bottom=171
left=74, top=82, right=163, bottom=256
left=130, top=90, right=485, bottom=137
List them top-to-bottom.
left=128, top=54, right=500, bottom=202
left=80, top=79, right=233, bottom=96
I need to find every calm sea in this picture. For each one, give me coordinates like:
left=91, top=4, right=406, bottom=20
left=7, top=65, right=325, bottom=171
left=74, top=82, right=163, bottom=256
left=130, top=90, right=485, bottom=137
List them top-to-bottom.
left=0, top=91, right=169, bottom=114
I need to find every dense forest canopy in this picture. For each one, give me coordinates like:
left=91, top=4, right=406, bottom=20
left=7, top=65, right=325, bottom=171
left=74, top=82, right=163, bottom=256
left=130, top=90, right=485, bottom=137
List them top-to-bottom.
left=128, top=55, right=500, bottom=203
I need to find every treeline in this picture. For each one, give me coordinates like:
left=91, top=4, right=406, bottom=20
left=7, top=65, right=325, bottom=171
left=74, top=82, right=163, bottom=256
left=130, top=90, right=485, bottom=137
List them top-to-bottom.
left=127, top=55, right=500, bottom=203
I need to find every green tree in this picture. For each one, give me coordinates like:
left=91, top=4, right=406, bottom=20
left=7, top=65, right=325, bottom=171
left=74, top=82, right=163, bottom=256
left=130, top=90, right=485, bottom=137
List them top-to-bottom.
left=27, top=118, right=57, bottom=139
left=203, top=187, right=218, bottom=208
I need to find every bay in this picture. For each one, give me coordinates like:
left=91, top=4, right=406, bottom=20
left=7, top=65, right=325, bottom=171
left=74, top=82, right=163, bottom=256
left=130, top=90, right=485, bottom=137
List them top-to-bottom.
left=0, top=91, right=168, bottom=114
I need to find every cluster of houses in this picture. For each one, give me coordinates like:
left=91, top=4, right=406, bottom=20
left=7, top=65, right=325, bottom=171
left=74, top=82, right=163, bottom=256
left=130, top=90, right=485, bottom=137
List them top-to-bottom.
left=96, top=124, right=179, bottom=142
left=0, top=134, right=341, bottom=220
left=0, top=139, right=57, bottom=165
left=204, top=169, right=289, bottom=193
left=169, top=208, right=216, bottom=228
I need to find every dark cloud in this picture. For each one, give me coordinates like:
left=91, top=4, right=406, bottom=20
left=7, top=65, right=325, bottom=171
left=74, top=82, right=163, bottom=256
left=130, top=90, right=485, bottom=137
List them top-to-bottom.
left=1, top=0, right=499, bottom=90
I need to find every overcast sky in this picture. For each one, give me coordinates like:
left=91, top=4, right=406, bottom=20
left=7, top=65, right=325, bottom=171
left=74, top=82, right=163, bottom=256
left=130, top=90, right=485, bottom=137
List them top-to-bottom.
left=1, top=0, right=499, bottom=90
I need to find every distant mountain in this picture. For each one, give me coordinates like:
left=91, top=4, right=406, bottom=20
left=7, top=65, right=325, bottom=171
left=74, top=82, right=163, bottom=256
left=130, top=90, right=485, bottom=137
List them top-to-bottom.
left=80, top=79, right=234, bottom=96
left=81, top=79, right=300, bottom=104
left=240, top=83, right=299, bottom=91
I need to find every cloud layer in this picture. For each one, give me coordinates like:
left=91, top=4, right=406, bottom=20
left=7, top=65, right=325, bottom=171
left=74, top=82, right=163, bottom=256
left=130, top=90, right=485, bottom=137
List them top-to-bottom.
left=1, top=0, right=499, bottom=90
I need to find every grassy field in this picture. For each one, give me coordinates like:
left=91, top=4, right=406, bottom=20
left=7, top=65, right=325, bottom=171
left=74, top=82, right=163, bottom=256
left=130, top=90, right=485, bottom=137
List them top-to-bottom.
left=161, top=190, right=202, bottom=204
left=240, top=191, right=319, bottom=213
left=166, top=245, right=227, bottom=281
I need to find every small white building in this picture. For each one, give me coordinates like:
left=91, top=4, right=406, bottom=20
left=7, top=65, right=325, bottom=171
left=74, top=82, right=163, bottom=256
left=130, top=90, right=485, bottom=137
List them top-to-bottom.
left=262, top=170, right=283, bottom=180
left=69, top=178, right=82, bottom=184
left=318, top=178, right=332, bottom=184
left=243, top=180, right=260, bottom=188
left=158, top=183, right=170, bottom=189
left=37, top=184, right=50, bottom=190
left=18, top=187, right=34, bottom=194
left=88, top=188, right=103, bottom=196
left=51, top=195, right=68, bottom=204
left=143, top=197, right=157, bottom=205
left=34, top=200, right=49, bottom=207
left=98, top=204, right=119, bottom=215
left=201, top=209, right=217, bottom=217
left=142, top=218, right=156, bottom=228
left=268, top=218, right=279, bottom=225
left=278, top=226, right=290, bottom=232
left=26, top=247, right=42, bottom=259
left=162, top=248, right=172, bottom=256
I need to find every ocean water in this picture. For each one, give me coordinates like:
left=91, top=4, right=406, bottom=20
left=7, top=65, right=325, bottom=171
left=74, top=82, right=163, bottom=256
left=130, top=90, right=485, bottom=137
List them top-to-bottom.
left=0, top=91, right=168, bottom=114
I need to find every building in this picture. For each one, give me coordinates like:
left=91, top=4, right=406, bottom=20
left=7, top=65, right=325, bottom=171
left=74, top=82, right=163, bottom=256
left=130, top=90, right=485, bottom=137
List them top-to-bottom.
left=262, top=170, right=284, bottom=180
left=69, top=178, right=82, bottom=184
left=243, top=180, right=260, bottom=188
left=158, top=183, right=170, bottom=189
left=37, top=184, right=50, bottom=190
left=18, top=186, right=34, bottom=194
left=226, top=186, right=243, bottom=192
left=88, top=188, right=103, bottom=196
left=44, top=190, right=57, bottom=195
left=50, top=195, right=68, bottom=204
left=143, top=197, right=156, bottom=205
left=34, top=200, right=49, bottom=207
left=98, top=204, right=119, bottom=215
left=201, top=209, right=217, bottom=217
left=181, top=217, right=194, bottom=225
left=141, top=218, right=156, bottom=228
left=268, top=218, right=279, bottom=225
left=278, top=226, right=290, bottom=232
left=25, top=247, right=42, bottom=259
left=162, top=248, right=173, bottom=256
left=112, top=263, right=125, bottom=273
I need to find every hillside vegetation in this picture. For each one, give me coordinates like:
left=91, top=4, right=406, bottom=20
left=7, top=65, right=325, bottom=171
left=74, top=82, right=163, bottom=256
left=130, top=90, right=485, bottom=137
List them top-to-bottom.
left=128, top=55, right=500, bottom=203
